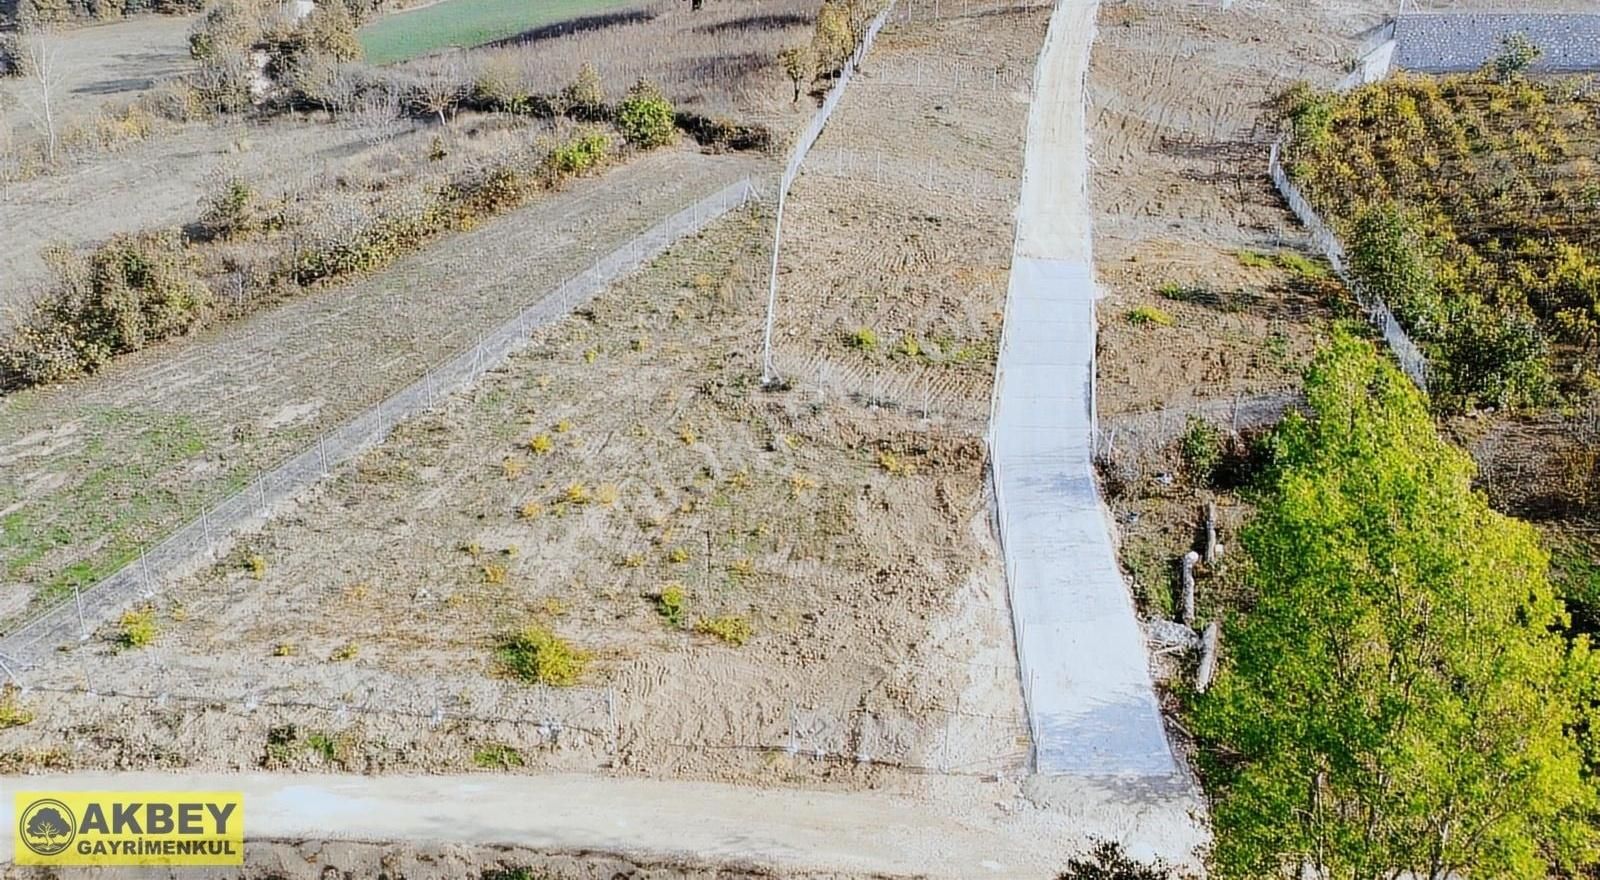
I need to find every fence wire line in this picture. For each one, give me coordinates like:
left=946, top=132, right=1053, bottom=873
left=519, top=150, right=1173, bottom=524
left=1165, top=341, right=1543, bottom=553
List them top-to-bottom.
left=760, top=0, right=902, bottom=382
left=1268, top=139, right=1430, bottom=391
left=0, top=178, right=758, bottom=668
left=21, top=653, right=1030, bottom=777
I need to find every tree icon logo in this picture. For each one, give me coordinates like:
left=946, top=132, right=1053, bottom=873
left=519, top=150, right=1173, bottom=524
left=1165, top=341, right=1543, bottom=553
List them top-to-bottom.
left=18, top=798, right=76, bottom=857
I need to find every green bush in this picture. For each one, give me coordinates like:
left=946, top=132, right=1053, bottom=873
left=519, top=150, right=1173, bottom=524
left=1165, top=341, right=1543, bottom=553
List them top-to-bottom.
left=614, top=80, right=676, bottom=149
left=541, top=130, right=611, bottom=182
left=1125, top=305, right=1174, bottom=327
left=1178, top=416, right=1222, bottom=485
left=117, top=607, right=159, bottom=649
left=496, top=624, right=588, bottom=686
left=472, top=743, right=525, bottom=769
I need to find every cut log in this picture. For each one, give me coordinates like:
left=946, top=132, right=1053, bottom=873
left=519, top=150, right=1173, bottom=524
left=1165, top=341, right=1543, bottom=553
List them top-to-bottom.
left=1204, top=499, right=1219, bottom=565
left=1180, top=550, right=1200, bottom=626
left=1195, top=620, right=1221, bottom=693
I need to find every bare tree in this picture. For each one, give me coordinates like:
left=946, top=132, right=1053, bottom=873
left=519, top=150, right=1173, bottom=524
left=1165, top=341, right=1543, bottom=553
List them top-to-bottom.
left=19, top=25, right=62, bottom=165
left=411, top=55, right=467, bottom=128
left=349, top=87, right=403, bottom=145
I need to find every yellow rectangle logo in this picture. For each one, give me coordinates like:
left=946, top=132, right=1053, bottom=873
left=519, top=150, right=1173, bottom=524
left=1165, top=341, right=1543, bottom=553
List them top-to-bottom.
left=15, top=791, right=243, bottom=866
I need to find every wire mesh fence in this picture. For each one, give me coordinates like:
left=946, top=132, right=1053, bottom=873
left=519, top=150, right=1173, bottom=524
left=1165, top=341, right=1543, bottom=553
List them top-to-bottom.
left=761, top=0, right=901, bottom=381
left=1268, top=138, right=1430, bottom=391
left=0, top=178, right=758, bottom=671
left=18, top=643, right=1031, bottom=778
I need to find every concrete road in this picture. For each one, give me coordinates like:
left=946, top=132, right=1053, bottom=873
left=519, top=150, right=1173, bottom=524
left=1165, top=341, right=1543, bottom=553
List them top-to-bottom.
left=990, top=0, right=1177, bottom=776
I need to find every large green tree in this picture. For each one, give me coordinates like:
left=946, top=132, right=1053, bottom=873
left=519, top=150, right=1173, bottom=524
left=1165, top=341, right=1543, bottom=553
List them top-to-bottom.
left=1194, top=329, right=1599, bottom=880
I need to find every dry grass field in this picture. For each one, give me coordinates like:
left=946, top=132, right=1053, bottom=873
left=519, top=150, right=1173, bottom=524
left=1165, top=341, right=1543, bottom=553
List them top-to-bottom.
left=448, top=0, right=825, bottom=124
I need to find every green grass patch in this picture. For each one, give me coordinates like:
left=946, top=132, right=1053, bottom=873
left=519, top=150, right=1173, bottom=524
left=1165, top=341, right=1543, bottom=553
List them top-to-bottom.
left=358, top=0, right=638, bottom=65
left=1126, top=305, right=1175, bottom=327
left=473, top=743, right=526, bottom=769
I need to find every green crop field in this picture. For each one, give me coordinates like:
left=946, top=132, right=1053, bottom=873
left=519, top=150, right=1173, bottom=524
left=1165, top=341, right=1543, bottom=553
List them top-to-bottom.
left=358, top=0, right=640, bottom=65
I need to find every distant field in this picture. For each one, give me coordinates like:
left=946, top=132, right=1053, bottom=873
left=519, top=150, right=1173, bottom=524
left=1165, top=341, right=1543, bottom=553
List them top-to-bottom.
left=358, top=0, right=641, bottom=64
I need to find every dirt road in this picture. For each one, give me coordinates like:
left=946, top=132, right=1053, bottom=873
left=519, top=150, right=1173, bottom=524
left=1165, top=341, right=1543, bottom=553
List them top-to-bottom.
left=0, top=770, right=1183, bottom=877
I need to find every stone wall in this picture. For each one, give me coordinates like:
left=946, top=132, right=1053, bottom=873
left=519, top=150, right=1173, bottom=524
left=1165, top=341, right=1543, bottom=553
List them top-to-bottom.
left=1393, top=13, right=1600, bottom=73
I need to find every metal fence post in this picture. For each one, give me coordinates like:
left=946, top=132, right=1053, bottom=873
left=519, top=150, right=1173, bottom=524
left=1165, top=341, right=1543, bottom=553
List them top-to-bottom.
left=74, top=584, right=88, bottom=641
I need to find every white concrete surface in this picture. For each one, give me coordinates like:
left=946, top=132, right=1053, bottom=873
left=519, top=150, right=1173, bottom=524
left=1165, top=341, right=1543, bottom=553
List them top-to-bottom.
left=991, top=0, right=1176, bottom=777
left=0, top=771, right=1182, bottom=876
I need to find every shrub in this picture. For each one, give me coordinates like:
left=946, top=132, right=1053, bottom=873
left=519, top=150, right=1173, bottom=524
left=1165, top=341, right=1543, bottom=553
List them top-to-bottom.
left=301, top=0, right=363, bottom=63
left=1490, top=32, right=1541, bottom=83
left=190, top=48, right=256, bottom=114
left=560, top=62, right=605, bottom=120
left=614, top=80, right=676, bottom=149
left=1277, top=81, right=1338, bottom=150
left=541, top=130, right=611, bottom=182
left=200, top=175, right=257, bottom=240
left=1347, top=202, right=1440, bottom=334
left=1, top=230, right=210, bottom=389
left=1235, top=250, right=1273, bottom=269
left=1125, top=305, right=1174, bottom=327
left=847, top=327, right=878, bottom=350
left=1178, top=416, right=1221, bottom=484
left=878, top=450, right=915, bottom=476
left=246, top=554, right=267, bottom=579
left=654, top=583, right=687, bottom=627
left=117, top=607, right=158, bottom=649
left=695, top=615, right=751, bottom=646
left=497, top=625, right=588, bottom=686
left=329, top=641, right=359, bottom=661
left=0, top=686, right=36, bottom=729
left=473, top=743, right=524, bottom=769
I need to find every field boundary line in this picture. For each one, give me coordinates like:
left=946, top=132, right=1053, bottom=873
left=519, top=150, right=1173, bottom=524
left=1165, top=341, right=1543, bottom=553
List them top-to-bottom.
left=0, top=178, right=757, bottom=669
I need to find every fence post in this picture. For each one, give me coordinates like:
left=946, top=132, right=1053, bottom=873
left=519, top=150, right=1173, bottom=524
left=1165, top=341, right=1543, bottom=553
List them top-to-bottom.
left=202, top=509, right=215, bottom=560
left=74, top=584, right=88, bottom=641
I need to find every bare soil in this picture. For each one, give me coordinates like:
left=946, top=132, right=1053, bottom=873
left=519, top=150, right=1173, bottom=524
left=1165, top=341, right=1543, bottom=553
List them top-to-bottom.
left=0, top=0, right=1046, bottom=782
left=0, top=12, right=194, bottom=133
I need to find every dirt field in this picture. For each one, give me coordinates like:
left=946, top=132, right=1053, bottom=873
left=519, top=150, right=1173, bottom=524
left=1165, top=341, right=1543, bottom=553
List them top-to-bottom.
left=0, top=0, right=1050, bottom=776
left=0, top=6, right=1213, bottom=865
left=0, top=13, right=194, bottom=133
left=0, top=146, right=757, bottom=623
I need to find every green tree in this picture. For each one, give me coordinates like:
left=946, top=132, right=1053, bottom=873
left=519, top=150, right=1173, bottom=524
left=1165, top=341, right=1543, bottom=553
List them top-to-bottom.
left=1490, top=32, right=1542, bottom=83
left=1346, top=202, right=1440, bottom=337
left=1193, top=330, right=1598, bottom=880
